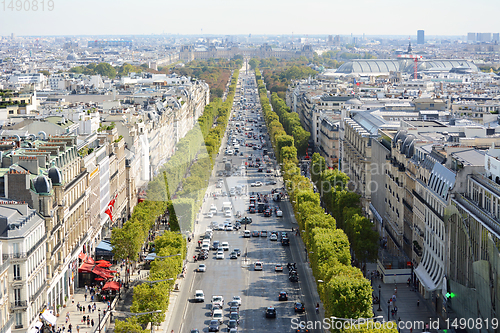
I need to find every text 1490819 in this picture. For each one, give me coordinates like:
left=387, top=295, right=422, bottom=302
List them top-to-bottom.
left=2, top=0, right=54, bottom=11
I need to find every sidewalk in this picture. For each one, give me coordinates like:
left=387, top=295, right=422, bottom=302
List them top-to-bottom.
left=367, top=263, right=441, bottom=333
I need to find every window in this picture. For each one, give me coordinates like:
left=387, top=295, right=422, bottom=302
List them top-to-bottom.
left=13, top=264, right=21, bottom=280
left=14, top=288, right=21, bottom=304
left=15, top=312, right=22, bottom=328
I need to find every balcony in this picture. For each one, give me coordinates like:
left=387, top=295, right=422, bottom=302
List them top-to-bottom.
left=0, top=258, right=9, bottom=274
left=30, top=282, right=47, bottom=302
left=11, top=300, right=27, bottom=309
left=0, top=316, right=14, bottom=333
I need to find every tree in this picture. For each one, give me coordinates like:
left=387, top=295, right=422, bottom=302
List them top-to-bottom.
left=249, top=58, right=260, bottom=70
left=94, top=62, right=117, bottom=79
left=38, top=70, right=50, bottom=76
left=167, top=201, right=180, bottom=232
left=325, top=271, right=372, bottom=319
left=130, top=283, right=168, bottom=326
left=115, top=317, right=149, bottom=333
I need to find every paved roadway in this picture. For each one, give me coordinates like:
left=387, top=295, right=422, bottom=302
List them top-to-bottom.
left=168, top=64, right=322, bottom=333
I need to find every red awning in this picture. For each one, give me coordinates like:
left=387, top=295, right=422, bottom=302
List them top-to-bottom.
left=78, top=252, right=87, bottom=261
left=86, top=257, right=95, bottom=265
left=96, top=260, right=110, bottom=264
left=97, top=262, right=112, bottom=268
left=78, top=263, right=94, bottom=273
left=92, top=266, right=113, bottom=279
left=102, top=281, right=121, bottom=291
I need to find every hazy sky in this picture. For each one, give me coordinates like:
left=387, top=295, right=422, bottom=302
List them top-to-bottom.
left=1, top=0, right=499, bottom=36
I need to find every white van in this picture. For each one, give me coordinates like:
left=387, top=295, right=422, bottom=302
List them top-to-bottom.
left=195, top=290, right=205, bottom=302
left=212, top=309, right=223, bottom=323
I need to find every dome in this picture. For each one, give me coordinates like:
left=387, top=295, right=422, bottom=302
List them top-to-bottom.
left=48, top=166, right=62, bottom=185
left=33, top=174, right=52, bottom=194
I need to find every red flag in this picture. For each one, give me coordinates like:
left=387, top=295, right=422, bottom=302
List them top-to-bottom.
left=105, top=195, right=117, bottom=220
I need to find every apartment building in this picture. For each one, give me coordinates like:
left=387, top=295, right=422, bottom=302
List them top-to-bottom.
left=445, top=147, right=500, bottom=326
left=0, top=201, right=46, bottom=333
left=0, top=246, right=11, bottom=333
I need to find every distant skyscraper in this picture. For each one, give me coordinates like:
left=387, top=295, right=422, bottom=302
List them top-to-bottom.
left=417, top=30, right=424, bottom=44
left=467, top=32, right=476, bottom=43
left=493, top=33, right=500, bottom=42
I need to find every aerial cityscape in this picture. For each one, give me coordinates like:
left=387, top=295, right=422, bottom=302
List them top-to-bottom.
left=0, top=2, right=500, bottom=333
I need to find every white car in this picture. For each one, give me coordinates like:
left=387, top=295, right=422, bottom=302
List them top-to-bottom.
left=255, top=181, right=263, bottom=187
left=250, top=182, right=256, bottom=187
left=276, top=209, right=283, bottom=217
left=224, top=210, right=232, bottom=217
left=207, top=212, right=214, bottom=218
left=225, top=224, right=234, bottom=231
left=270, top=234, right=278, bottom=241
left=221, top=242, right=229, bottom=251
left=216, top=251, right=224, bottom=260
left=254, top=262, right=263, bottom=271
left=197, top=264, right=206, bottom=272
left=212, top=295, right=224, bottom=308
left=232, top=296, right=242, bottom=306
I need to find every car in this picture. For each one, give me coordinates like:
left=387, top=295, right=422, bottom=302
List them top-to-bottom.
left=255, top=181, right=263, bottom=186
left=216, top=182, right=223, bottom=188
left=250, top=182, right=257, bottom=187
left=249, top=207, right=256, bottom=214
left=264, top=209, right=271, bottom=217
left=276, top=209, right=283, bottom=217
left=224, top=210, right=232, bottom=217
left=207, top=212, right=214, bottom=218
left=234, top=222, right=241, bottom=230
left=218, top=223, right=225, bottom=231
left=225, top=224, right=234, bottom=231
left=244, top=230, right=251, bottom=238
left=251, top=230, right=260, bottom=237
left=261, top=230, right=267, bottom=237
left=270, top=234, right=278, bottom=241
left=282, top=238, right=290, bottom=246
left=213, top=241, right=220, bottom=251
left=221, top=242, right=229, bottom=251
left=233, top=248, right=241, bottom=256
left=216, top=251, right=224, bottom=260
left=230, top=252, right=237, bottom=259
left=254, top=262, right=263, bottom=271
left=197, top=264, right=206, bottom=272
left=275, top=264, right=283, bottom=272
left=195, top=290, right=205, bottom=302
left=278, top=291, right=288, bottom=301
left=212, top=296, right=224, bottom=308
left=232, top=296, right=242, bottom=306
left=294, top=302, right=305, bottom=313
left=229, top=305, right=239, bottom=314
left=265, top=307, right=277, bottom=318
left=212, top=309, right=223, bottom=323
left=229, top=311, right=240, bottom=322
left=208, top=319, right=220, bottom=332
left=227, top=320, right=238, bottom=329
left=190, top=330, right=200, bottom=333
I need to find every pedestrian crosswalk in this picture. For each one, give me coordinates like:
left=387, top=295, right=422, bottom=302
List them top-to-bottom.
left=195, top=260, right=293, bottom=267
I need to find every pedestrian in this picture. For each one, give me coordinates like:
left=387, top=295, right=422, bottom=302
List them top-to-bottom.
left=85, top=285, right=88, bottom=293
left=84, top=294, right=87, bottom=301
left=417, top=299, right=420, bottom=307
left=88, top=304, right=91, bottom=313
left=394, top=306, right=398, bottom=315
left=82, top=315, right=86, bottom=323
left=87, top=318, right=90, bottom=326
left=91, top=319, right=94, bottom=327
left=68, top=324, right=72, bottom=333
left=76, top=325, right=80, bottom=333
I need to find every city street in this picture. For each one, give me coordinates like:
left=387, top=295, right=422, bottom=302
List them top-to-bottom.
left=167, top=65, right=323, bottom=333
